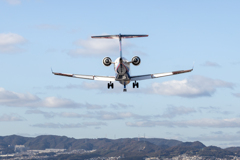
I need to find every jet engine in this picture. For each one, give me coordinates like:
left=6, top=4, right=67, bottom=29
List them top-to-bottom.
left=131, top=56, right=141, bottom=66
left=103, top=57, right=112, bottom=66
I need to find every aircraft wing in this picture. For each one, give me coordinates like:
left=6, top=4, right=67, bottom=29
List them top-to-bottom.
left=130, top=68, right=193, bottom=81
left=52, top=71, right=115, bottom=81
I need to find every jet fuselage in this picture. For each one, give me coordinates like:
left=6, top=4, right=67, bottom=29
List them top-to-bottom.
left=114, top=57, right=131, bottom=85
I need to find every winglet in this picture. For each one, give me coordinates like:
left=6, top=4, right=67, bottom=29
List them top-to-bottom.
left=192, top=61, right=195, bottom=70
left=51, top=68, right=54, bottom=74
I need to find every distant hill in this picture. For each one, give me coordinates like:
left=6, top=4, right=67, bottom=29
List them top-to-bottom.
left=0, top=135, right=240, bottom=159
left=133, top=138, right=182, bottom=148
left=176, top=141, right=206, bottom=149
left=225, top=146, right=240, bottom=153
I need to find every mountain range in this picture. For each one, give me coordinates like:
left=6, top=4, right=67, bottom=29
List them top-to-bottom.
left=0, top=135, right=239, bottom=159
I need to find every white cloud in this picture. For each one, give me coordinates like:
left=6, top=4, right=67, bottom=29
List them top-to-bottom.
left=4, top=0, right=21, bottom=5
left=0, top=33, right=27, bottom=53
left=0, top=33, right=25, bottom=46
left=68, top=38, right=135, bottom=57
left=201, top=61, right=221, bottom=67
left=148, top=75, right=234, bottom=98
left=0, top=87, right=102, bottom=109
left=0, top=87, right=40, bottom=107
left=233, top=93, right=240, bottom=98
left=40, top=97, right=80, bottom=108
left=158, top=105, right=196, bottom=118
left=0, top=114, right=25, bottom=121
left=126, top=118, right=240, bottom=128
left=31, top=122, right=107, bottom=128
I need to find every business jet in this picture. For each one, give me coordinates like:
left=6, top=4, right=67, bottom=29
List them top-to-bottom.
left=52, top=34, right=193, bottom=92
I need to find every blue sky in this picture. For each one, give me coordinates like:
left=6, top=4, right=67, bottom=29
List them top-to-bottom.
left=0, top=0, right=240, bottom=148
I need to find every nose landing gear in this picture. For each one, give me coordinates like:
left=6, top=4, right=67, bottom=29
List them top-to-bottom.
left=133, top=81, right=139, bottom=88
left=108, top=82, right=114, bottom=89
left=123, top=82, right=127, bottom=92
left=123, top=85, right=127, bottom=92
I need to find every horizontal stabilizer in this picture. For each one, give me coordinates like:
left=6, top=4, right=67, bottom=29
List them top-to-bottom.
left=91, top=34, right=148, bottom=39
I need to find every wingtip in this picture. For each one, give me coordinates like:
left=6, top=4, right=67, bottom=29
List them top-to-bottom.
left=192, top=61, right=195, bottom=70
left=51, top=68, right=54, bottom=74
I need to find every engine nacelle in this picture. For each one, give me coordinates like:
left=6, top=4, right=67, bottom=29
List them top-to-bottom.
left=131, top=56, right=141, bottom=66
left=103, top=57, right=112, bottom=66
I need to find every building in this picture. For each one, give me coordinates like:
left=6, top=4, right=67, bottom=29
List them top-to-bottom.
left=14, top=145, right=28, bottom=152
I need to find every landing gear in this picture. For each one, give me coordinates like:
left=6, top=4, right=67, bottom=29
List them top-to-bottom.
left=133, top=81, right=139, bottom=88
left=108, top=82, right=114, bottom=89
left=123, top=83, right=127, bottom=92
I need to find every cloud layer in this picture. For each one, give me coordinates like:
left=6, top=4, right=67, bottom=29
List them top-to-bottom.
left=0, top=87, right=103, bottom=109
left=0, top=87, right=136, bottom=110
left=159, top=106, right=196, bottom=118
left=26, top=110, right=149, bottom=120
left=0, top=114, right=25, bottom=121
left=126, top=118, right=240, bottom=128
left=31, top=122, right=107, bottom=128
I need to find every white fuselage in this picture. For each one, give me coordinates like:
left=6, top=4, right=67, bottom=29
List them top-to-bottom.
left=114, top=57, right=131, bottom=85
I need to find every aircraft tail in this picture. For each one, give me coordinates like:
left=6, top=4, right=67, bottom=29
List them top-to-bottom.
left=91, top=34, right=148, bottom=58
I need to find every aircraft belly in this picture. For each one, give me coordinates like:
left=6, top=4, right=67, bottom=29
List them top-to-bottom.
left=115, top=72, right=131, bottom=85
left=119, top=80, right=130, bottom=85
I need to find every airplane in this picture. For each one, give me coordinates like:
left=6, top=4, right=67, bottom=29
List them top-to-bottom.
left=52, top=34, right=193, bottom=92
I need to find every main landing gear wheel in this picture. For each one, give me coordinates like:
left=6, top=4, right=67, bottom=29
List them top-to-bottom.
left=133, top=81, right=139, bottom=88
left=108, top=82, right=114, bottom=89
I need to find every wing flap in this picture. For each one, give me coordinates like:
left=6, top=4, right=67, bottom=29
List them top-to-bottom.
left=73, top=74, right=94, bottom=80
left=130, top=74, right=152, bottom=81
left=94, top=76, right=115, bottom=81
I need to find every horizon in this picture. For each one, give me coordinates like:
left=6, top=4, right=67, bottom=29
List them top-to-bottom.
left=0, top=0, right=240, bottom=149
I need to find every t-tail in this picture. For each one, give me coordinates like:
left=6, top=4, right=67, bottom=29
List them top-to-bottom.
left=91, top=34, right=148, bottom=59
